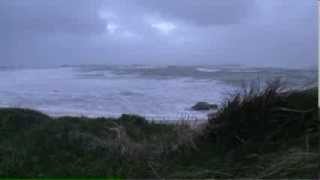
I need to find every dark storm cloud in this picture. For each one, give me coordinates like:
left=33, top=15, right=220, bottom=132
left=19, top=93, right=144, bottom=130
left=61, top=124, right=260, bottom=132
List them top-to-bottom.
left=0, top=0, right=317, bottom=68
left=0, top=0, right=106, bottom=35
left=0, top=0, right=107, bottom=65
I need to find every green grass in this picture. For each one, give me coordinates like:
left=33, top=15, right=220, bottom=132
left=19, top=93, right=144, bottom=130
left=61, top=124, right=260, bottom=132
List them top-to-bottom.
left=0, top=83, right=318, bottom=178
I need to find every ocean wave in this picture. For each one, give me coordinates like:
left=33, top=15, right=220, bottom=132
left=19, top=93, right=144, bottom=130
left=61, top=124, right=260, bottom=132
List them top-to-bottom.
left=0, top=65, right=316, bottom=119
left=196, top=67, right=221, bottom=73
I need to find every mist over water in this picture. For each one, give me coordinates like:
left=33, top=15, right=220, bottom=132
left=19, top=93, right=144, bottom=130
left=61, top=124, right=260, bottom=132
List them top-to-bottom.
left=0, top=65, right=317, bottom=120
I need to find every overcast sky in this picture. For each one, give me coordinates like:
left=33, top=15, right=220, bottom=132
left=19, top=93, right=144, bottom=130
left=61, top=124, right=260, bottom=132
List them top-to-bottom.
left=0, top=0, right=317, bottom=68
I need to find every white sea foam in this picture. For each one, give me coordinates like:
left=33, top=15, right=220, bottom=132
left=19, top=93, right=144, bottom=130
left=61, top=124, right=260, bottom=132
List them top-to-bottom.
left=0, top=66, right=316, bottom=120
left=0, top=67, right=233, bottom=120
left=196, top=67, right=221, bottom=73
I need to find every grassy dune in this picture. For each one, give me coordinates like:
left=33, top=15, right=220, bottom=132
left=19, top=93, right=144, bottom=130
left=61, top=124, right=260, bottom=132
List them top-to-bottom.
left=0, top=83, right=318, bottom=178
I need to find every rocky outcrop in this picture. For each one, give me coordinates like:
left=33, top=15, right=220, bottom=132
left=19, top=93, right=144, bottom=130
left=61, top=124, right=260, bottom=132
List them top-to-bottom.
left=192, top=102, right=218, bottom=111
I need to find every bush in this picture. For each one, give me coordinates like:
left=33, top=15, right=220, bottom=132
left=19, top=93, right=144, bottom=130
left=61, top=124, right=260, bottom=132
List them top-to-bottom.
left=0, top=108, right=50, bottom=142
left=118, top=114, right=148, bottom=126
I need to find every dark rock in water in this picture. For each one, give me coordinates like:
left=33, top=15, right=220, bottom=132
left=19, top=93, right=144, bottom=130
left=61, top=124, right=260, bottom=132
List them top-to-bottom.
left=192, top=102, right=218, bottom=111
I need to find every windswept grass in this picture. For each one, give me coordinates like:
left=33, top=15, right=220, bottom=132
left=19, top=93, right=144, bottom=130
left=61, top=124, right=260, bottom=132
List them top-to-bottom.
left=200, top=80, right=319, bottom=178
left=206, top=80, right=317, bottom=149
left=0, top=81, right=318, bottom=178
left=0, top=111, right=199, bottom=178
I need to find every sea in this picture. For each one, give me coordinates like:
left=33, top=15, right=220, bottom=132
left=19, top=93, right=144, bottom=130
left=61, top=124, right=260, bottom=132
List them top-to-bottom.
left=0, top=65, right=317, bottom=120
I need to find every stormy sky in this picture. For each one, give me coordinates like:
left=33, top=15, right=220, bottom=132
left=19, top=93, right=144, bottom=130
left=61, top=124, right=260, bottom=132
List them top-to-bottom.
left=0, top=0, right=317, bottom=68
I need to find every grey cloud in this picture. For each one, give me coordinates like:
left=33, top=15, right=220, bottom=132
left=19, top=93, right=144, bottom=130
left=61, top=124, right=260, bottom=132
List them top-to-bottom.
left=0, top=0, right=317, bottom=68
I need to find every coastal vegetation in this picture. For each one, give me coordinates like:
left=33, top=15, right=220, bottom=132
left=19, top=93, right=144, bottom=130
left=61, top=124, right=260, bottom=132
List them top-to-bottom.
left=0, top=82, right=318, bottom=178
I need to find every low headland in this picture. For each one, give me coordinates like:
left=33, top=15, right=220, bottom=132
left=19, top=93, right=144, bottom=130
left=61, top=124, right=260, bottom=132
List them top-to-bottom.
left=0, top=81, right=318, bottom=178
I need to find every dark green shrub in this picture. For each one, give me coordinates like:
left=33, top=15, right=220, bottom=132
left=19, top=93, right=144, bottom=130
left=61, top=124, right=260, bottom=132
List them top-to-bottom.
left=0, top=108, right=50, bottom=142
left=118, top=114, right=148, bottom=126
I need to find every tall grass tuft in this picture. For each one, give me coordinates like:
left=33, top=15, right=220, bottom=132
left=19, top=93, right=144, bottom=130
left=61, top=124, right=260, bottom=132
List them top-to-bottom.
left=206, top=79, right=318, bottom=150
